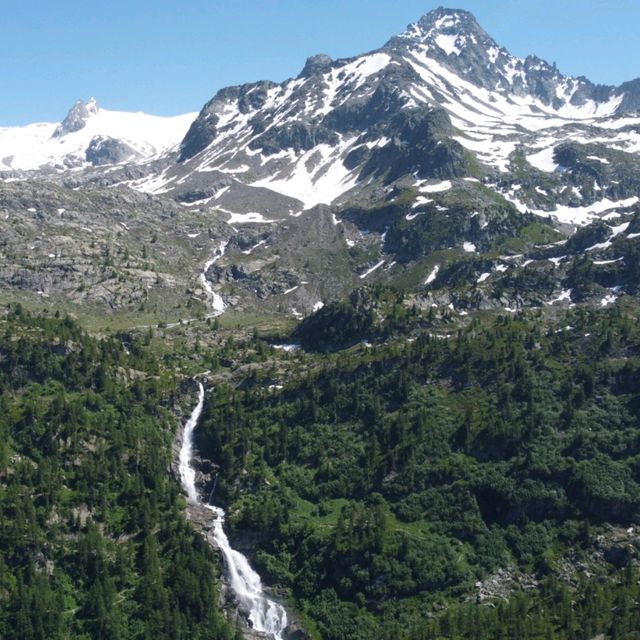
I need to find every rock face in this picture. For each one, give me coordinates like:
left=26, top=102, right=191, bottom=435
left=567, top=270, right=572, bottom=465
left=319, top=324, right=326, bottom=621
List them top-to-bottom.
left=298, top=54, right=334, bottom=78
left=617, top=78, right=640, bottom=112
left=52, top=98, right=100, bottom=137
left=85, top=135, right=138, bottom=166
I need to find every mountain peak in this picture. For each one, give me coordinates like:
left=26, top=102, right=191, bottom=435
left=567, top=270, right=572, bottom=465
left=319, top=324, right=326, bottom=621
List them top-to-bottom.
left=385, top=6, right=497, bottom=60
left=397, top=6, right=489, bottom=42
left=417, top=6, right=479, bottom=31
left=299, top=54, right=334, bottom=78
left=52, top=98, right=100, bottom=138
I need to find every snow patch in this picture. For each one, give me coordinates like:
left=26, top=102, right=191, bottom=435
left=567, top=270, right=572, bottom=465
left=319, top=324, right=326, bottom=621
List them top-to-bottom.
left=435, top=34, right=461, bottom=56
left=251, top=136, right=359, bottom=209
left=527, top=147, right=559, bottom=172
left=586, top=155, right=610, bottom=164
left=417, top=179, right=452, bottom=193
left=411, top=196, right=433, bottom=210
left=531, top=197, right=639, bottom=226
left=221, top=210, right=276, bottom=224
left=241, top=239, right=267, bottom=254
left=360, top=260, right=385, bottom=279
left=425, top=265, right=439, bottom=285
left=547, top=289, right=572, bottom=305
left=273, top=343, right=301, bottom=352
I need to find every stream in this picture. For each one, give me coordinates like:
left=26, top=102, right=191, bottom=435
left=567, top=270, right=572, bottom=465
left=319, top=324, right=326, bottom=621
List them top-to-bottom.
left=199, top=241, right=228, bottom=316
left=178, top=381, right=288, bottom=639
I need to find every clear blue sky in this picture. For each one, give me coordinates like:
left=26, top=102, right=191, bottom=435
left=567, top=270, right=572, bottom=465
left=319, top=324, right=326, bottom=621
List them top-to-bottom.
left=1, top=0, right=638, bottom=125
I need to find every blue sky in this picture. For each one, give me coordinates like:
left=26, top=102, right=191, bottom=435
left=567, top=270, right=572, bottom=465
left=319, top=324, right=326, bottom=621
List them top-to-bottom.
left=1, top=0, right=638, bottom=125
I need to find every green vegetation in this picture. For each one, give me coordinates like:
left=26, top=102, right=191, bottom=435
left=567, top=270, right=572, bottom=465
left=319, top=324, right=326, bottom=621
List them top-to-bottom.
left=3, top=281, right=640, bottom=639
left=293, top=286, right=421, bottom=351
left=197, top=301, right=640, bottom=639
left=0, top=305, right=235, bottom=640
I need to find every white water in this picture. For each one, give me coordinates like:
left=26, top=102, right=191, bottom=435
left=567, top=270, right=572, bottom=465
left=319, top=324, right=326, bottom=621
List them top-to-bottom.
left=199, top=241, right=228, bottom=315
left=179, top=381, right=288, bottom=639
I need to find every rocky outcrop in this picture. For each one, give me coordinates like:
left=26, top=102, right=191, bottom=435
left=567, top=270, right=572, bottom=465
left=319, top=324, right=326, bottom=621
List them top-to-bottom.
left=298, top=54, right=333, bottom=78
left=52, top=98, right=100, bottom=137
left=85, top=135, right=138, bottom=166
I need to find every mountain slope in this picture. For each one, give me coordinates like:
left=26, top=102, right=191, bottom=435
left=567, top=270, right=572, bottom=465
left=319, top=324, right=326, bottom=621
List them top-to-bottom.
left=1, top=7, right=640, bottom=321
left=93, top=7, right=640, bottom=322
left=134, top=7, right=639, bottom=216
left=2, top=10, right=640, bottom=639
left=0, top=98, right=196, bottom=172
left=198, top=304, right=640, bottom=640
left=0, top=308, right=235, bottom=639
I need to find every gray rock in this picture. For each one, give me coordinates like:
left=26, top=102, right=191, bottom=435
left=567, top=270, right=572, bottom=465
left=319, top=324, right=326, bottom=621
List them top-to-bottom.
left=298, top=54, right=334, bottom=78
left=52, top=98, right=99, bottom=138
left=85, top=135, right=138, bottom=166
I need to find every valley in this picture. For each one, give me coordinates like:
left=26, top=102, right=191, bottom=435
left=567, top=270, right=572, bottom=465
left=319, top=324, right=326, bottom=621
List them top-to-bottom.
left=1, top=5, right=640, bottom=639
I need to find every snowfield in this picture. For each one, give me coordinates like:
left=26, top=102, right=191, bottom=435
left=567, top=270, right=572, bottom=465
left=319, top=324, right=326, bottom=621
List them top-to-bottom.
left=0, top=101, right=196, bottom=171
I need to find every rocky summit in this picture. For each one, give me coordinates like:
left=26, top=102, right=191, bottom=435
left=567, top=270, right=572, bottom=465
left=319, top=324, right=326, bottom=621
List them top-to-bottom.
left=1, top=7, right=640, bottom=320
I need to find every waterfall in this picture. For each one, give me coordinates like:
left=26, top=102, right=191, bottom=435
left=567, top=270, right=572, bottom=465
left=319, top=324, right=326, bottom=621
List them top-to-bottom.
left=199, top=241, right=228, bottom=316
left=178, top=381, right=204, bottom=503
left=179, top=381, right=288, bottom=639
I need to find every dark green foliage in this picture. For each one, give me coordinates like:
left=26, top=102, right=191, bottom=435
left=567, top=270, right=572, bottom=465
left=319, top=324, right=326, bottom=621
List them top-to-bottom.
left=384, top=198, right=524, bottom=262
left=562, top=229, right=640, bottom=299
left=294, top=286, right=420, bottom=351
left=199, top=305, right=640, bottom=638
left=0, top=306, right=233, bottom=640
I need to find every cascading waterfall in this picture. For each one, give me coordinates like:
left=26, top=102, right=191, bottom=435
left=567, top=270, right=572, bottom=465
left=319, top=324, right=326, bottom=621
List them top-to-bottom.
left=199, top=241, right=228, bottom=316
left=179, top=381, right=288, bottom=639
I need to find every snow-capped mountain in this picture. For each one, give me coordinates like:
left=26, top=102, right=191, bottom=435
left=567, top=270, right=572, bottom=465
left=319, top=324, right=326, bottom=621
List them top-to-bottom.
left=125, top=6, right=640, bottom=226
left=2, top=7, right=640, bottom=318
left=0, top=98, right=196, bottom=172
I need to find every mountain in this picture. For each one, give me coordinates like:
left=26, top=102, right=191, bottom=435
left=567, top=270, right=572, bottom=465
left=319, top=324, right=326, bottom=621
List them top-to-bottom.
left=114, top=6, right=640, bottom=318
left=1, top=7, right=640, bottom=321
left=134, top=7, right=639, bottom=211
left=3, top=9, right=640, bottom=640
left=0, top=98, right=196, bottom=172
